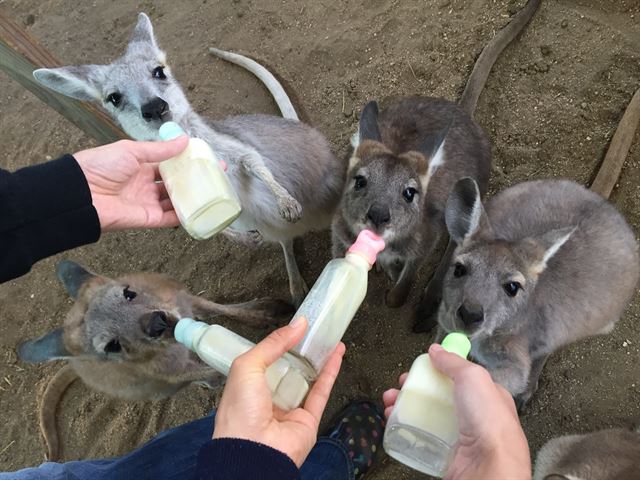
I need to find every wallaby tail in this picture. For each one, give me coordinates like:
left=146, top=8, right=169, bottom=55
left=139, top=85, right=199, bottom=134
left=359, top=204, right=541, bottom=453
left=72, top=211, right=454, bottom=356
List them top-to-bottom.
left=458, top=0, right=541, bottom=115
left=209, top=47, right=299, bottom=121
left=590, top=87, right=640, bottom=199
left=39, top=364, right=78, bottom=461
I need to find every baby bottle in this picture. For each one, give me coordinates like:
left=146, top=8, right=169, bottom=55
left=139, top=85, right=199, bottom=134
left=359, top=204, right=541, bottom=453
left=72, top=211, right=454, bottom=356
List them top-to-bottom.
left=158, top=122, right=241, bottom=240
left=290, top=230, right=385, bottom=373
left=174, top=318, right=317, bottom=411
left=383, top=333, right=471, bottom=477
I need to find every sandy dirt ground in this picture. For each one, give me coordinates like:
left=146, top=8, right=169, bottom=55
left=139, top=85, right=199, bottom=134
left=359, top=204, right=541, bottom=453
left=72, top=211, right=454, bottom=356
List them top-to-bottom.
left=0, top=0, right=639, bottom=478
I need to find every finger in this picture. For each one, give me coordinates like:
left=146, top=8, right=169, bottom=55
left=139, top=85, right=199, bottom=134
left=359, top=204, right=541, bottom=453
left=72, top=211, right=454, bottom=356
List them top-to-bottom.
left=127, top=136, right=189, bottom=164
left=160, top=198, right=175, bottom=212
left=156, top=210, right=180, bottom=228
left=240, top=317, right=308, bottom=370
left=303, top=342, right=345, bottom=424
left=428, top=343, right=474, bottom=382
left=398, top=372, right=408, bottom=387
left=382, top=388, right=400, bottom=408
left=384, top=405, right=394, bottom=419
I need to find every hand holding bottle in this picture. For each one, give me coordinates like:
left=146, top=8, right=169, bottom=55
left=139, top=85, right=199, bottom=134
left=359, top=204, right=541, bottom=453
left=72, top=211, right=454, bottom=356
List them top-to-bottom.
left=213, top=318, right=346, bottom=467
left=383, top=344, right=531, bottom=480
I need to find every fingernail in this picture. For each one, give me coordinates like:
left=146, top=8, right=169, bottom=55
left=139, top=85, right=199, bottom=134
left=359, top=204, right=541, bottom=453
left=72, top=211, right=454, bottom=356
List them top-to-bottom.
left=289, top=317, right=304, bottom=328
left=430, top=344, right=444, bottom=353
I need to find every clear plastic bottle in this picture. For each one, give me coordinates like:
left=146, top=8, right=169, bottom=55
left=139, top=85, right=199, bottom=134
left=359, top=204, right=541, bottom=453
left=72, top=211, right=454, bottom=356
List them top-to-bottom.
left=158, top=122, right=241, bottom=239
left=290, top=230, right=385, bottom=373
left=174, top=318, right=317, bottom=411
left=383, top=333, right=471, bottom=477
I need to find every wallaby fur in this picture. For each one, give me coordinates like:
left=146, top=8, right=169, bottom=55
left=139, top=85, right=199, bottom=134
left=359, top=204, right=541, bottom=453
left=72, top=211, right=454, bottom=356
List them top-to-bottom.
left=332, top=0, right=540, bottom=316
left=33, top=13, right=345, bottom=306
left=437, top=178, right=639, bottom=408
left=18, top=260, right=292, bottom=461
left=533, top=428, right=640, bottom=480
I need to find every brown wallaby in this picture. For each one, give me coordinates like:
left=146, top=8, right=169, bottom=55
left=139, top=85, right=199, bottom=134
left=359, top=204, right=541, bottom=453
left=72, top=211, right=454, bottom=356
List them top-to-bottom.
left=332, top=0, right=540, bottom=319
left=436, top=178, right=639, bottom=409
left=17, top=260, right=292, bottom=461
left=534, top=428, right=640, bottom=480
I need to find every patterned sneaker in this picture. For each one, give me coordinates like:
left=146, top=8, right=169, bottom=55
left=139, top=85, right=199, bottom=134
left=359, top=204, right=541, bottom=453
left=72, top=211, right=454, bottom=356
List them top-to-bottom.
left=322, top=400, right=385, bottom=479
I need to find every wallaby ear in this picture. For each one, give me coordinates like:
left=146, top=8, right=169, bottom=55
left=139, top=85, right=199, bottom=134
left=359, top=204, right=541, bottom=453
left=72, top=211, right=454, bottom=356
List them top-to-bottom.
left=127, top=13, right=159, bottom=51
left=33, top=65, right=106, bottom=101
left=356, top=101, right=382, bottom=145
left=420, top=115, right=454, bottom=160
left=445, top=177, right=491, bottom=244
left=520, top=226, right=576, bottom=275
left=56, top=260, right=96, bottom=299
left=18, top=328, right=71, bottom=363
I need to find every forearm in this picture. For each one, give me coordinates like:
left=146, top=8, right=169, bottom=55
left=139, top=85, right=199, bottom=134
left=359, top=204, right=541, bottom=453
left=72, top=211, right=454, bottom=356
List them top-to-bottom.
left=0, top=155, right=100, bottom=283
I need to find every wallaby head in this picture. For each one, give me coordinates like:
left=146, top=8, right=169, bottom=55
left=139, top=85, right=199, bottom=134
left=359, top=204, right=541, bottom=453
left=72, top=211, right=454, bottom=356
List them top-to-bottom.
left=33, top=13, right=190, bottom=140
left=342, top=101, right=450, bottom=242
left=439, top=178, right=575, bottom=338
left=18, top=260, right=201, bottom=364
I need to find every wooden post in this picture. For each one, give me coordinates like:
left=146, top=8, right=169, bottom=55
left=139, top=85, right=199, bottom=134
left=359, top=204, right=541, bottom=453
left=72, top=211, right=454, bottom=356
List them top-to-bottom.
left=0, top=11, right=127, bottom=144
left=590, top=88, right=640, bottom=199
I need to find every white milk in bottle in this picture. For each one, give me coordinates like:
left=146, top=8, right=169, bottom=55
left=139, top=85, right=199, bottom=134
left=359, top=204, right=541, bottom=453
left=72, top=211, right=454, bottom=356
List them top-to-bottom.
left=158, top=122, right=241, bottom=239
left=291, top=230, right=385, bottom=373
left=174, top=318, right=317, bottom=411
left=383, top=333, right=471, bottom=477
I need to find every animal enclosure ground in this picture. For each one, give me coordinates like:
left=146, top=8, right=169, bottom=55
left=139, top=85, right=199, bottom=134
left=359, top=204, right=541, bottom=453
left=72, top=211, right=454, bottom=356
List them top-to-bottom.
left=0, top=0, right=639, bottom=478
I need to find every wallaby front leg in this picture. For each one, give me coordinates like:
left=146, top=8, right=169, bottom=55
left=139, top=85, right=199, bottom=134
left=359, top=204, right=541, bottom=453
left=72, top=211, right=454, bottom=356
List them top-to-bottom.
left=239, top=153, right=302, bottom=222
left=281, top=239, right=308, bottom=307
left=385, top=259, right=418, bottom=308
left=476, top=336, right=531, bottom=401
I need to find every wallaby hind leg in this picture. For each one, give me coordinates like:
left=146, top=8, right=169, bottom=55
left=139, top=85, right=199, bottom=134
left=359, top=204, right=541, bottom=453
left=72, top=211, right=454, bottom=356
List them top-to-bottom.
left=281, top=239, right=308, bottom=307
left=414, top=240, right=456, bottom=333
left=385, top=260, right=419, bottom=308
left=515, top=354, right=549, bottom=413
left=39, top=364, right=79, bottom=461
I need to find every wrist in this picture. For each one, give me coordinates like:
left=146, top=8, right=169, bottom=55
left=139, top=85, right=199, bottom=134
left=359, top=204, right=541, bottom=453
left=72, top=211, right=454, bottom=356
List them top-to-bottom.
left=478, top=434, right=531, bottom=479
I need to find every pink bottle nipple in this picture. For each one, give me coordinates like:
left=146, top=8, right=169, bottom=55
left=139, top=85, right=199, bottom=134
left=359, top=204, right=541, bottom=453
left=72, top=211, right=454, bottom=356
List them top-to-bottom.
left=347, top=230, right=386, bottom=266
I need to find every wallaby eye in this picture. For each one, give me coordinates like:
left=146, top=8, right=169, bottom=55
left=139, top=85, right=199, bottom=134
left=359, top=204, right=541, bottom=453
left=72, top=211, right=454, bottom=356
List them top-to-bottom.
left=152, top=66, right=166, bottom=80
left=106, top=92, right=122, bottom=107
left=354, top=175, right=367, bottom=191
left=403, top=187, right=418, bottom=203
left=453, top=262, right=467, bottom=278
left=503, top=282, right=521, bottom=297
left=123, top=287, right=137, bottom=301
left=104, top=339, right=122, bottom=353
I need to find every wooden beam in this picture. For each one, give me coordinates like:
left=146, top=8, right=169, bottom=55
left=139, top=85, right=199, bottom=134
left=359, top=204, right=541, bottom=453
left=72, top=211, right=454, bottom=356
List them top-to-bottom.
left=0, top=10, right=127, bottom=144
left=591, top=87, right=640, bottom=199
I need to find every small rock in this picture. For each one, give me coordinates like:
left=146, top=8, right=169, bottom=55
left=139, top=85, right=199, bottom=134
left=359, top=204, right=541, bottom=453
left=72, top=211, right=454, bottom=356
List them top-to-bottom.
left=439, top=0, right=451, bottom=7
left=25, top=14, right=35, bottom=26
left=561, top=19, right=568, bottom=28
left=540, top=45, right=551, bottom=56
left=187, top=83, right=196, bottom=91
left=580, top=102, right=587, bottom=109
left=343, top=108, right=353, bottom=118
left=45, top=155, right=52, bottom=161
left=30, top=293, right=35, bottom=299
left=623, top=341, right=628, bottom=347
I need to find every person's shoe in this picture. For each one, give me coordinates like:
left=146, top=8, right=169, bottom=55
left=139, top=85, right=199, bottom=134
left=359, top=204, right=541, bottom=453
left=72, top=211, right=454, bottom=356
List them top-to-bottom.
left=322, top=400, right=385, bottom=479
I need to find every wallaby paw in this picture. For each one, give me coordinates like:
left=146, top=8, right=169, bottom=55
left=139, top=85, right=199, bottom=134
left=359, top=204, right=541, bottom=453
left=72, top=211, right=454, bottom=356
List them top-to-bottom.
left=278, top=195, right=303, bottom=223
left=246, top=230, right=264, bottom=247
left=291, top=280, right=309, bottom=309
left=385, top=288, right=408, bottom=309
left=413, top=295, right=441, bottom=333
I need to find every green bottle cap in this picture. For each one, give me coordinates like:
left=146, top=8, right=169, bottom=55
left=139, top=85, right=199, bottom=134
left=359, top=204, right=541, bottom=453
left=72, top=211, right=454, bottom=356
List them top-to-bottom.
left=159, top=121, right=186, bottom=140
left=441, top=332, right=471, bottom=358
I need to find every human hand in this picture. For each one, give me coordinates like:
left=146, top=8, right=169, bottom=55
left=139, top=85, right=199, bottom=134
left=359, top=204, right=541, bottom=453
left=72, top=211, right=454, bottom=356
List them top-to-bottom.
left=74, top=137, right=188, bottom=230
left=213, top=318, right=346, bottom=467
left=383, top=344, right=531, bottom=480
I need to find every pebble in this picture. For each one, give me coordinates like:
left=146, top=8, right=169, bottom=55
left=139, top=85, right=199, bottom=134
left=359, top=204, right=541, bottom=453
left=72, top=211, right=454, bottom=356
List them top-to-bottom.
left=25, top=14, right=35, bottom=26
left=561, top=19, right=568, bottom=28
left=540, top=45, right=551, bottom=56
left=580, top=102, right=587, bottom=109
left=45, top=155, right=52, bottom=161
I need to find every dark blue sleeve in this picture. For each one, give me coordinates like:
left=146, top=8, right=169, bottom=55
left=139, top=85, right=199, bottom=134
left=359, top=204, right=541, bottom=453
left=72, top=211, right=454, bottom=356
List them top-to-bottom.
left=0, top=154, right=100, bottom=283
left=196, top=438, right=301, bottom=480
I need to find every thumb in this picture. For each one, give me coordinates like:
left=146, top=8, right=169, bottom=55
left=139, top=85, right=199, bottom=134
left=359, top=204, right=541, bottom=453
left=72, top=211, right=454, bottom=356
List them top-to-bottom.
left=128, top=135, right=189, bottom=164
left=242, top=317, right=308, bottom=370
left=428, top=343, right=473, bottom=382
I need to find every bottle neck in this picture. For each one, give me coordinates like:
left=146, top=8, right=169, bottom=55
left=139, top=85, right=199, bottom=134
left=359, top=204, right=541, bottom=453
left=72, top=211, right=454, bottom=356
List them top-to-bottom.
left=345, top=252, right=374, bottom=271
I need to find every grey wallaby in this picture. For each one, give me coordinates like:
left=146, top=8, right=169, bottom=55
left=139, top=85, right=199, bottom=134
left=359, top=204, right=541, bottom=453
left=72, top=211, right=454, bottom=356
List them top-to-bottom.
left=332, top=0, right=540, bottom=319
left=33, top=13, right=345, bottom=306
left=436, top=178, right=639, bottom=408
left=17, top=260, right=292, bottom=461
left=534, top=428, right=640, bottom=480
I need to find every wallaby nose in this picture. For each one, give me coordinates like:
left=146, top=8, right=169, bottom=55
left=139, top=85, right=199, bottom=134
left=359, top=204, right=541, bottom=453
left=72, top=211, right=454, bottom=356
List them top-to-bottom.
left=141, top=97, right=169, bottom=121
left=367, top=204, right=391, bottom=228
left=457, top=304, right=484, bottom=327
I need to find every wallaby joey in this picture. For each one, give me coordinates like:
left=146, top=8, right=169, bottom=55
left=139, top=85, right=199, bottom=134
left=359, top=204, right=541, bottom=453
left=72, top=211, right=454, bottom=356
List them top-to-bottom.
left=332, top=0, right=540, bottom=314
left=33, top=13, right=345, bottom=306
left=437, top=178, right=640, bottom=408
left=17, top=260, right=292, bottom=461
left=534, top=428, right=640, bottom=480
